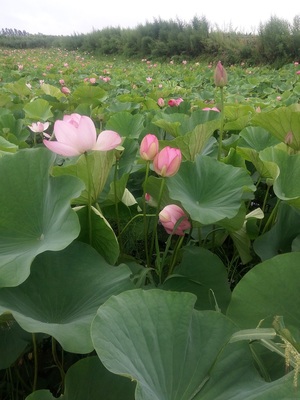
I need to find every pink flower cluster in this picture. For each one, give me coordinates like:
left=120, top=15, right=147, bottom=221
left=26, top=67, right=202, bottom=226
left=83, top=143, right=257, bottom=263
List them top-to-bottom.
left=140, top=134, right=190, bottom=235
left=140, top=134, right=182, bottom=177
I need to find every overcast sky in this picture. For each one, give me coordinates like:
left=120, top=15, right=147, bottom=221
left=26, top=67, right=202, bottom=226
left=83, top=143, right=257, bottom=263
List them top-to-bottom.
left=1, top=0, right=298, bottom=36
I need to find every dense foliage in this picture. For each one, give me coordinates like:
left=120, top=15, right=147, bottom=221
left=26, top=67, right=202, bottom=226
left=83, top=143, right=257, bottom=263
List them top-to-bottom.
left=0, top=14, right=300, bottom=66
left=0, top=47, right=300, bottom=399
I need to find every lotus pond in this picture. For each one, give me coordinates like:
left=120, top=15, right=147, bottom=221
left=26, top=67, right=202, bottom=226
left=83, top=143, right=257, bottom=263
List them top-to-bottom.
left=0, top=48, right=300, bottom=399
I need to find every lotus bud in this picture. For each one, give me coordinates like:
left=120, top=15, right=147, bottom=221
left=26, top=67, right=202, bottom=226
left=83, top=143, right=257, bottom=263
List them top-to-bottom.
left=214, top=61, right=228, bottom=87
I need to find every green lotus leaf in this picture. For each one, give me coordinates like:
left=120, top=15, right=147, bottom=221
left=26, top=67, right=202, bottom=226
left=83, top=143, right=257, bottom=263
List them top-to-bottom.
left=40, top=83, right=64, bottom=99
left=71, top=85, right=107, bottom=106
left=23, top=98, right=53, bottom=121
left=252, top=106, right=300, bottom=151
left=106, top=111, right=144, bottom=139
left=161, top=119, right=220, bottom=161
left=236, top=126, right=281, bottom=178
left=259, top=146, right=300, bottom=208
left=0, top=148, right=84, bottom=288
left=52, top=150, right=115, bottom=205
left=167, top=155, right=255, bottom=225
left=254, top=202, right=300, bottom=260
left=75, top=205, right=120, bottom=265
left=0, top=241, right=134, bottom=353
left=162, top=247, right=231, bottom=312
left=227, top=252, right=300, bottom=331
left=92, top=289, right=298, bottom=400
left=0, top=313, right=32, bottom=370
left=26, top=357, right=135, bottom=400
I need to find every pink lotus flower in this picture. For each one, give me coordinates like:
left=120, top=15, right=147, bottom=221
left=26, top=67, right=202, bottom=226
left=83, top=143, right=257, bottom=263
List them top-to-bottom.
left=214, top=61, right=228, bottom=87
left=296, top=70, right=300, bottom=75
left=61, top=86, right=71, bottom=94
left=157, top=97, right=165, bottom=107
left=168, top=98, right=183, bottom=107
left=43, top=113, right=121, bottom=157
left=28, top=121, right=50, bottom=133
left=140, top=134, right=159, bottom=161
left=153, top=146, right=182, bottom=177
left=159, top=204, right=191, bottom=236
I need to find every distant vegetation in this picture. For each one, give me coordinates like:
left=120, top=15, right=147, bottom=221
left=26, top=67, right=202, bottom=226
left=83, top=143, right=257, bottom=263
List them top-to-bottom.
left=1, top=14, right=300, bottom=66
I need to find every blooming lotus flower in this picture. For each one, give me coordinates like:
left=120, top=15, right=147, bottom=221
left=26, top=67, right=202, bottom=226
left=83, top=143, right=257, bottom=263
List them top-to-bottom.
left=214, top=61, right=228, bottom=87
left=168, top=98, right=183, bottom=107
left=43, top=113, right=121, bottom=157
left=28, top=121, right=50, bottom=133
left=140, top=134, right=159, bottom=161
left=153, top=146, right=182, bottom=177
left=159, top=204, right=191, bottom=236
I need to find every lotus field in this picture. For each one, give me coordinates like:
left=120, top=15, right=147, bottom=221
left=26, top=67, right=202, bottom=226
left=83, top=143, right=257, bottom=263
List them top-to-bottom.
left=1, top=47, right=300, bottom=399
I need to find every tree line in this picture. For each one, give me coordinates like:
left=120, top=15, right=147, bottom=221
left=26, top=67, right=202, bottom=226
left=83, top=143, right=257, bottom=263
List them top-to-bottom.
left=1, top=15, right=299, bottom=66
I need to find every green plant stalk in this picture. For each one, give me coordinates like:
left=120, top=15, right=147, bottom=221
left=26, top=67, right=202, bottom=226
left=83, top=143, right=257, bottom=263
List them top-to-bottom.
left=217, top=87, right=225, bottom=161
left=85, top=152, right=93, bottom=245
left=113, top=158, right=121, bottom=239
left=143, top=161, right=151, bottom=267
left=149, top=177, right=165, bottom=267
left=258, top=183, right=271, bottom=232
left=262, top=198, right=280, bottom=234
left=118, top=213, right=156, bottom=238
left=168, top=235, right=185, bottom=276
left=32, top=333, right=38, bottom=392
left=51, top=337, right=65, bottom=387
left=8, top=367, right=15, bottom=400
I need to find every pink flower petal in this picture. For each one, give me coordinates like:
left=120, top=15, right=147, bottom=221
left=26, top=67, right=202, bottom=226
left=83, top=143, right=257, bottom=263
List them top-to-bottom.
left=76, top=116, right=97, bottom=152
left=93, top=130, right=121, bottom=151
left=43, top=140, right=81, bottom=157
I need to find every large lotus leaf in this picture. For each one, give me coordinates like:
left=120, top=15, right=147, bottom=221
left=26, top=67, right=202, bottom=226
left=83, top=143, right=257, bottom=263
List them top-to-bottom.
left=5, top=77, right=32, bottom=97
left=71, top=85, right=107, bottom=106
left=23, top=98, right=53, bottom=121
left=224, top=104, right=254, bottom=131
left=252, top=106, right=300, bottom=151
left=106, top=111, right=144, bottom=139
left=152, top=113, right=188, bottom=137
left=161, top=119, right=220, bottom=161
left=236, top=126, right=281, bottom=177
left=0, top=136, right=18, bottom=153
left=259, top=146, right=300, bottom=208
left=0, top=148, right=83, bottom=288
left=52, top=150, right=115, bottom=205
left=167, top=155, right=255, bottom=225
left=254, top=202, right=300, bottom=260
left=75, top=205, right=120, bottom=265
left=0, top=241, right=134, bottom=353
left=162, top=247, right=231, bottom=312
left=227, top=252, right=300, bottom=331
left=91, top=289, right=298, bottom=400
left=0, top=313, right=32, bottom=369
left=26, top=357, right=135, bottom=400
